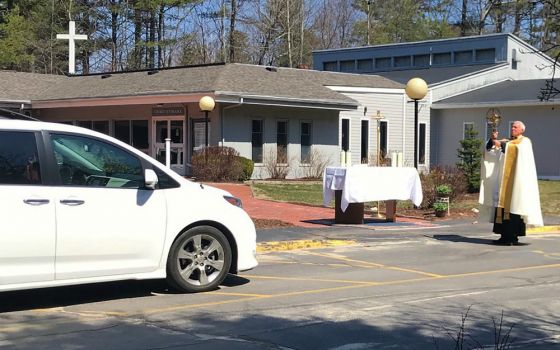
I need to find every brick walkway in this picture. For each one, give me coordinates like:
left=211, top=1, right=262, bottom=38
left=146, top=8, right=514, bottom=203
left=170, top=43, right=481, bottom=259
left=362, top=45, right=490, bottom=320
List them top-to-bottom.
left=210, top=183, right=334, bottom=228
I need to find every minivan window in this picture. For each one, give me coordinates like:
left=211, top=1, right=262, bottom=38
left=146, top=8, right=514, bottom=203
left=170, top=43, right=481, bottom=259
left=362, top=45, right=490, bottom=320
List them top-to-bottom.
left=0, top=131, right=41, bottom=185
left=50, top=133, right=143, bottom=188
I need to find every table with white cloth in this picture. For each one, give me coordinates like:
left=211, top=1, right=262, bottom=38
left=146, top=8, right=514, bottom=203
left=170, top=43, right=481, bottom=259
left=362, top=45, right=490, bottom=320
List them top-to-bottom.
left=323, top=166, right=423, bottom=224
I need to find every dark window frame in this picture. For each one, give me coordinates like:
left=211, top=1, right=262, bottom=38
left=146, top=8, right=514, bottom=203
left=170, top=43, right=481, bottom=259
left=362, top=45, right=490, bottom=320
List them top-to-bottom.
left=251, top=119, right=264, bottom=163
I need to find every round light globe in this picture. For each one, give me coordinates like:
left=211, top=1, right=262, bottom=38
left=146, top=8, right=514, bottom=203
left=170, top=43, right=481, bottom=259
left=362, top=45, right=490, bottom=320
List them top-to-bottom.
left=405, top=78, right=428, bottom=100
left=199, top=96, right=215, bottom=112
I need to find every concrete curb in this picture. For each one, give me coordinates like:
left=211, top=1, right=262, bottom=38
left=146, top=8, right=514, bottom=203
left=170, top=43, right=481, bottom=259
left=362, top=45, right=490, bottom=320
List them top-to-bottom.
left=527, top=225, right=560, bottom=234
left=257, top=239, right=355, bottom=252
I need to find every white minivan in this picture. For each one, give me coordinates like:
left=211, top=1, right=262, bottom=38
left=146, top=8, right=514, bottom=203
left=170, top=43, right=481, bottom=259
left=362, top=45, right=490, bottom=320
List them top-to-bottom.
left=0, top=118, right=257, bottom=293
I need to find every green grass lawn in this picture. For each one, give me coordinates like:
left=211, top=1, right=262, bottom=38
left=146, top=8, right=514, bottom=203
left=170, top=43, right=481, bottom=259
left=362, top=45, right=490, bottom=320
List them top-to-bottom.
left=251, top=180, right=560, bottom=216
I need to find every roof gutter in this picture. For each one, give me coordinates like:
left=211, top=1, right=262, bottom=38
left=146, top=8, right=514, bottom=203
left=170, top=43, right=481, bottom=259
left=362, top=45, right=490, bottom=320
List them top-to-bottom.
left=216, top=92, right=358, bottom=111
left=432, top=100, right=559, bottom=109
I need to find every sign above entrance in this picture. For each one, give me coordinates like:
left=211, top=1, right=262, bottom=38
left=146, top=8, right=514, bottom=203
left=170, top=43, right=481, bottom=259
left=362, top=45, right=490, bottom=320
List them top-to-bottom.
left=152, top=106, right=185, bottom=116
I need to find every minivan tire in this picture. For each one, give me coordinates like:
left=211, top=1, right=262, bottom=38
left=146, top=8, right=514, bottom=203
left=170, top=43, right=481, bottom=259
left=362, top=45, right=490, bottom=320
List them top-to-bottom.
left=166, top=225, right=232, bottom=293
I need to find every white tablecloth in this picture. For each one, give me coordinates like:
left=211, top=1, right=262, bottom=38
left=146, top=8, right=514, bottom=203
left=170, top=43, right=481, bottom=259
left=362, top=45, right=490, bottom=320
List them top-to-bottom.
left=323, top=166, right=423, bottom=212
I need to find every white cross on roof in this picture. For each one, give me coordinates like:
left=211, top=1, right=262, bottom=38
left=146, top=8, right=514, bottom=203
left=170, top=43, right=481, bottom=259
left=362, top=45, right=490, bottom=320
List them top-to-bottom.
left=57, top=21, right=88, bottom=74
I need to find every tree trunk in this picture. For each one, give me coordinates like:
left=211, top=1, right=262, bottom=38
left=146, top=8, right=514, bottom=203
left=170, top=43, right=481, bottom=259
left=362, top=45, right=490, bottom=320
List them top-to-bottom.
left=228, top=0, right=237, bottom=63
left=287, top=0, right=292, bottom=67
left=461, top=0, right=468, bottom=36
left=111, top=1, right=118, bottom=71
left=158, top=5, right=164, bottom=68
left=132, top=7, right=143, bottom=69
left=149, top=9, right=156, bottom=69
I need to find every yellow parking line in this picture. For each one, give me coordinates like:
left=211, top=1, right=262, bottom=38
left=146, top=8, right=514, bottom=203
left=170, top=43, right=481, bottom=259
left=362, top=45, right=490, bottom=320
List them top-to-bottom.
left=305, top=251, right=444, bottom=278
left=241, top=274, right=376, bottom=285
left=208, top=291, right=268, bottom=297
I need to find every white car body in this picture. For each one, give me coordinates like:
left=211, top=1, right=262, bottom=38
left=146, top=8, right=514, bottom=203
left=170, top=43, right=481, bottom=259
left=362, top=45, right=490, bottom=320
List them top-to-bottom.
left=0, top=119, right=257, bottom=292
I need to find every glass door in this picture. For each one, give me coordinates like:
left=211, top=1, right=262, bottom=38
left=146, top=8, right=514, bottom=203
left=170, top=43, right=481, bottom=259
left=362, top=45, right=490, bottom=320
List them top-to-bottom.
left=153, top=118, right=185, bottom=175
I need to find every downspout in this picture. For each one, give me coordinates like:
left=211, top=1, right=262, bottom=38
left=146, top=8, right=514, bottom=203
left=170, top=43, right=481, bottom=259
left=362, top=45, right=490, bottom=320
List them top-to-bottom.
left=220, top=97, right=244, bottom=146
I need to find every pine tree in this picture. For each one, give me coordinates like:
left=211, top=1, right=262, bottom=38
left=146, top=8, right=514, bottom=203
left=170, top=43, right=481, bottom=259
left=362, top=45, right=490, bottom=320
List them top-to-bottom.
left=457, top=127, right=483, bottom=193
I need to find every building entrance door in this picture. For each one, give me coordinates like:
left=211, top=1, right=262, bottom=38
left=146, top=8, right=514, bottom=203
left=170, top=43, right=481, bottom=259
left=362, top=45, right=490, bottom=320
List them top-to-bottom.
left=153, top=118, right=185, bottom=175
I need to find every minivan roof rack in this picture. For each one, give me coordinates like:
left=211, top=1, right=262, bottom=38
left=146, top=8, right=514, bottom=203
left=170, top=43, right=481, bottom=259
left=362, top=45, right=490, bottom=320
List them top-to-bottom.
left=0, top=108, right=39, bottom=121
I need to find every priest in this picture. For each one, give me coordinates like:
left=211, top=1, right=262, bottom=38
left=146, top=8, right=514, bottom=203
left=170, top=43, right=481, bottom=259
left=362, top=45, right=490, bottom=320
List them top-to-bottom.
left=479, top=121, right=543, bottom=245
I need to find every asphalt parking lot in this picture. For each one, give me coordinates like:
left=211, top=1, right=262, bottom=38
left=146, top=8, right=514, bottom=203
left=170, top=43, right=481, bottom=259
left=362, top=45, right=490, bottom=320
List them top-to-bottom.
left=1, top=222, right=559, bottom=349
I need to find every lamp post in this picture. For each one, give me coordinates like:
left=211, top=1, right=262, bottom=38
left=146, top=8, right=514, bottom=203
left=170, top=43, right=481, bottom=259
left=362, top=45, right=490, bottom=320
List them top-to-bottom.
left=405, top=78, right=428, bottom=169
left=199, top=95, right=215, bottom=146
left=199, top=96, right=215, bottom=162
left=372, top=110, right=383, bottom=166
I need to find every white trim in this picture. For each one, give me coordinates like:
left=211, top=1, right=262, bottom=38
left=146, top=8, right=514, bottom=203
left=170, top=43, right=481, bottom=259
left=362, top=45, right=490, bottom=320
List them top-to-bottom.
left=430, top=64, right=510, bottom=91
left=434, top=78, right=512, bottom=102
left=327, top=86, right=405, bottom=94
left=33, top=93, right=211, bottom=109
left=402, top=94, right=406, bottom=159
left=432, top=99, right=559, bottom=109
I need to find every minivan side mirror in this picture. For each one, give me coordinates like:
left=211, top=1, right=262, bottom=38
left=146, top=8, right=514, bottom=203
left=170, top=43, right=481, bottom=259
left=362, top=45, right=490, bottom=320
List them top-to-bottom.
left=144, top=169, right=159, bottom=190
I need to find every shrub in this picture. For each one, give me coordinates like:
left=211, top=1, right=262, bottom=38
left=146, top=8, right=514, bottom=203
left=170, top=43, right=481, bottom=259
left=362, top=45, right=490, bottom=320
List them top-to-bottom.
left=457, top=128, right=483, bottom=193
left=191, top=146, right=244, bottom=182
left=263, top=146, right=292, bottom=179
left=301, top=149, right=330, bottom=179
left=237, top=156, right=254, bottom=181
left=419, top=165, right=467, bottom=209
left=436, top=184, right=452, bottom=197
left=432, top=201, right=448, bottom=212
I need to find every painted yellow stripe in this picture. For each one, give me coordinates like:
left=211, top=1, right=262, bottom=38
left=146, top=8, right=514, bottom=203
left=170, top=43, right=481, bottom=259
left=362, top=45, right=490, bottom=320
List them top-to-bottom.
left=527, top=225, right=560, bottom=234
left=257, top=239, right=355, bottom=252
left=305, top=251, right=444, bottom=278
left=39, top=262, right=560, bottom=318
left=207, top=291, right=268, bottom=297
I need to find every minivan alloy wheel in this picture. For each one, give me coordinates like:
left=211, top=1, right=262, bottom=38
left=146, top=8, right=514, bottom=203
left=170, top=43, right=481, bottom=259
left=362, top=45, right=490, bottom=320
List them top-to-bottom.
left=167, top=226, right=232, bottom=292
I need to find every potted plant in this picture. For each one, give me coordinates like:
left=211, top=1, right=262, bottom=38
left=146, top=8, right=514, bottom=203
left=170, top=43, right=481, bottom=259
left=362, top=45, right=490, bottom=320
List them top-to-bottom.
left=435, top=184, right=452, bottom=198
left=433, top=201, right=448, bottom=217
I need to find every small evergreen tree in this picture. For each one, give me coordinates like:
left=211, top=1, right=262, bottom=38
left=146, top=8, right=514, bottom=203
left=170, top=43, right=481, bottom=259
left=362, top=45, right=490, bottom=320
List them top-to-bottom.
left=457, top=128, right=483, bottom=193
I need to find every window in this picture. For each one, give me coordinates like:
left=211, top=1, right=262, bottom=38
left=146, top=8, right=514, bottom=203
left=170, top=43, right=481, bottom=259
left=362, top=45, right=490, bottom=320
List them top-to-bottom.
left=475, top=48, right=495, bottom=62
left=455, top=50, right=472, bottom=64
left=432, top=52, right=451, bottom=65
left=413, top=54, right=430, bottom=67
left=394, top=56, right=411, bottom=67
left=375, top=57, right=391, bottom=69
left=357, top=59, right=373, bottom=71
left=340, top=60, right=355, bottom=72
left=323, top=61, right=337, bottom=71
left=341, top=119, right=350, bottom=151
left=76, top=120, right=110, bottom=135
left=132, top=120, right=149, bottom=149
left=191, top=120, right=211, bottom=152
left=252, top=120, right=263, bottom=163
left=277, top=120, right=288, bottom=163
left=361, top=120, right=369, bottom=164
left=301, top=121, right=312, bottom=163
left=380, top=121, right=388, bottom=159
left=485, top=121, right=494, bottom=140
left=463, top=122, right=475, bottom=139
left=419, top=123, right=426, bottom=165
left=0, top=131, right=41, bottom=185
left=50, top=133, right=143, bottom=188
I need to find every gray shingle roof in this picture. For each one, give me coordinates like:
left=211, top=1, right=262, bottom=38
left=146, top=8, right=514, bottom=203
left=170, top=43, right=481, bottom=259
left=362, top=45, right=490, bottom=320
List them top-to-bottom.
left=374, top=63, right=504, bottom=85
left=0, top=64, right=403, bottom=108
left=0, top=71, right=66, bottom=101
left=432, top=79, right=559, bottom=108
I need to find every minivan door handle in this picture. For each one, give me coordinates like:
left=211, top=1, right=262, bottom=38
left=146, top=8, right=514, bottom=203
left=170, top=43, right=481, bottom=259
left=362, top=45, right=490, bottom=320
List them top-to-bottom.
left=23, top=199, right=50, bottom=205
left=60, top=199, right=85, bottom=206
